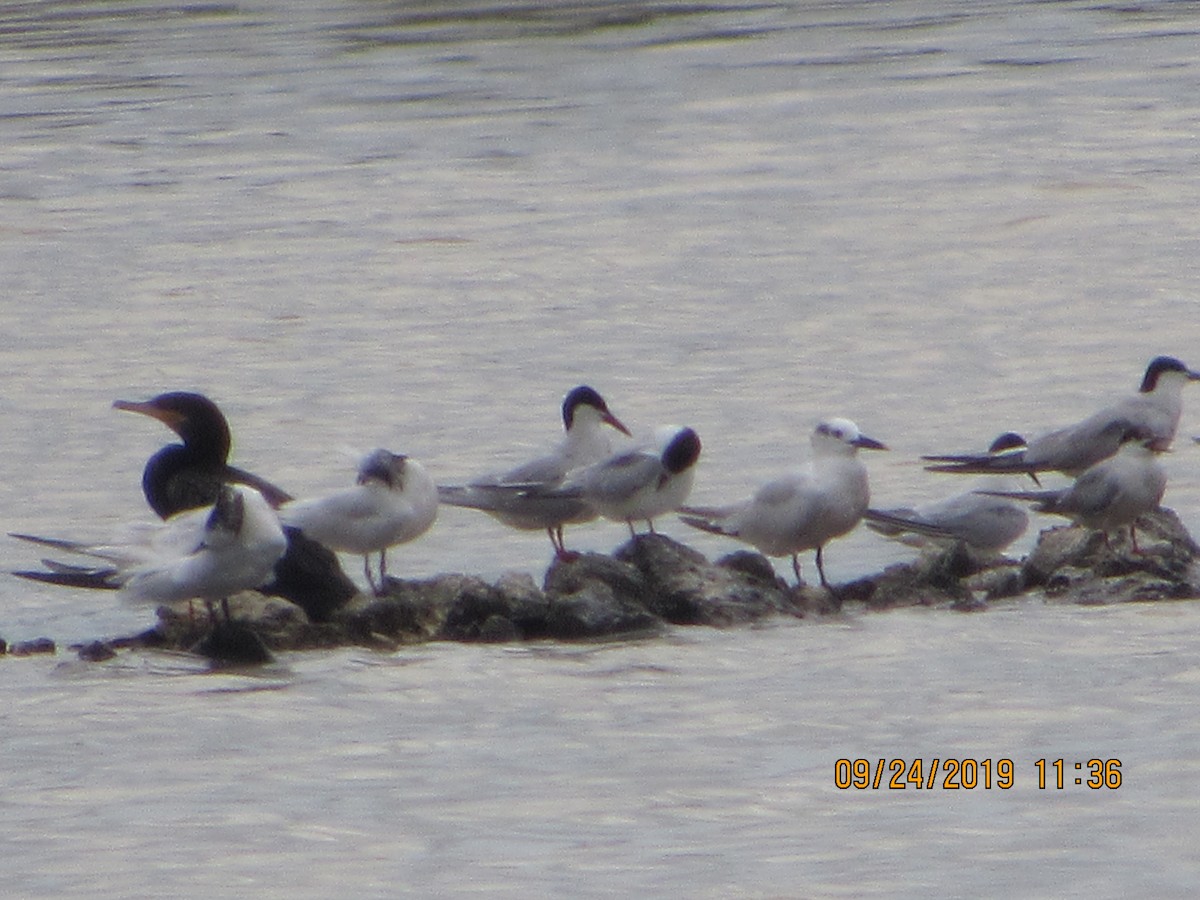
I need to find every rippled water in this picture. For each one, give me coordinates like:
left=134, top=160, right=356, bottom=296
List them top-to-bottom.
left=3, top=1, right=1200, bottom=895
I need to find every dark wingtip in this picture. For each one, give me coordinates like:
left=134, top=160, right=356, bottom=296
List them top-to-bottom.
left=11, top=568, right=121, bottom=590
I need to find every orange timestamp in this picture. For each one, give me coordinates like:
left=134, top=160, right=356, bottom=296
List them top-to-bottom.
left=833, top=758, right=1123, bottom=790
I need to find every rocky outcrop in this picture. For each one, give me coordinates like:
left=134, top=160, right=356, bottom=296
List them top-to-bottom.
left=14, top=508, right=1194, bottom=665
left=844, top=508, right=1199, bottom=611
left=1018, top=508, right=1200, bottom=605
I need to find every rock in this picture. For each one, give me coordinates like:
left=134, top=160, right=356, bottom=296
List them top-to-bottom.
left=42, top=506, right=1200, bottom=653
left=1020, top=509, right=1200, bottom=604
left=1022, top=527, right=1106, bottom=588
left=612, top=534, right=798, bottom=625
left=843, top=541, right=1025, bottom=611
left=543, top=553, right=663, bottom=638
left=845, top=561, right=968, bottom=611
left=963, top=563, right=1024, bottom=601
left=338, top=572, right=550, bottom=644
left=436, top=574, right=545, bottom=642
left=154, top=592, right=322, bottom=651
left=192, top=619, right=275, bottom=666
left=9, top=637, right=56, bottom=656
left=77, top=641, right=117, bottom=662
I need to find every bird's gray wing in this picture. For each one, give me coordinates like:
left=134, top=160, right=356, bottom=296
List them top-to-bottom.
left=580, top=452, right=662, bottom=504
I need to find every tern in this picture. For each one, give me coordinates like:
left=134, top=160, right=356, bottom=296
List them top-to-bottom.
left=923, top=356, right=1200, bottom=479
left=437, top=386, right=631, bottom=557
left=112, top=391, right=356, bottom=621
left=679, top=418, right=886, bottom=587
left=520, top=424, right=702, bottom=537
left=969, top=427, right=1166, bottom=554
left=976, top=428, right=1167, bottom=552
left=866, top=432, right=1030, bottom=553
left=280, top=449, right=438, bottom=595
left=13, top=484, right=288, bottom=609
left=864, top=493, right=1029, bottom=553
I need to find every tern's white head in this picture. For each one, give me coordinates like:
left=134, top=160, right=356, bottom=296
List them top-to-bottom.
left=811, top=418, right=888, bottom=456
left=356, top=448, right=409, bottom=490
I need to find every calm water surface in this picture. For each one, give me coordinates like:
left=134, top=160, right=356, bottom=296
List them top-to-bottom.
left=2, top=1, right=1200, bottom=895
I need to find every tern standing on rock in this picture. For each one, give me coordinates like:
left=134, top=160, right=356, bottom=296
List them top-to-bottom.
left=437, top=386, right=632, bottom=558
left=680, top=418, right=886, bottom=587
left=526, top=424, right=702, bottom=538
left=580, top=424, right=702, bottom=536
left=976, top=428, right=1167, bottom=552
left=281, top=449, right=439, bottom=596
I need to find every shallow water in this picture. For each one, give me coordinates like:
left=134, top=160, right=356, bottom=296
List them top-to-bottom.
left=2, top=1, right=1200, bottom=895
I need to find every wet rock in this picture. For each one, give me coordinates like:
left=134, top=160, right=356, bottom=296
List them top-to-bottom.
left=48, top=506, right=1200, bottom=653
left=1020, top=509, right=1200, bottom=604
left=613, top=534, right=798, bottom=625
left=843, top=542, right=1023, bottom=611
left=717, top=550, right=783, bottom=584
left=545, top=551, right=650, bottom=604
left=543, top=553, right=663, bottom=638
left=846, top=562, right=968, bottom=611
left=963, top=563, right=1024, bottom=601
left=338, top=572, right=550, bottom=644
left=437, top=574, right=545, bottom=642
left=338, top=575, right=479, bottom=645
left=336, top=587, right=434, bottom=648
left=154, top=592, right=322, bottom=651
left=950, top=593, right=990, bottom=613
left=192, top=619, right=275, bottom=667
left=0, top=636, right=6, bottom=655
left=10, top=637, right=56, bottom=656
left=77, top=640, right=117, bottom=662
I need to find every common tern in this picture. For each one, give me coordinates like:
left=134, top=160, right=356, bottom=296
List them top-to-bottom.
left=923, top=356, right=1200, bottom=478
left=437, top=385, right=631, bottom=557
left=113, top=391, right=356, bottom=621
left=679, top=418, right=886, bottom=587
left=525, top=424, right=702, bottom=537
left=977, top=428, right=1167, bottom=551
left=280, top=449, right=438, bottom=595
left=13, top=484, right=288, bottom=609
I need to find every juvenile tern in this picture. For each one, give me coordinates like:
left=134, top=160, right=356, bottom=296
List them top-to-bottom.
left=923, top=356, right=1200, bottom=478
left=437, top=385, right=631, bottom=557
left=113, top=391, right=356, bottom=621
left=679, top=418, right=886, bottom=587
left=977, top=428, right=1167, bottom=551
left=280, top=449, right=438, bottom=595
left=13, top=485, right=288, bottom=609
